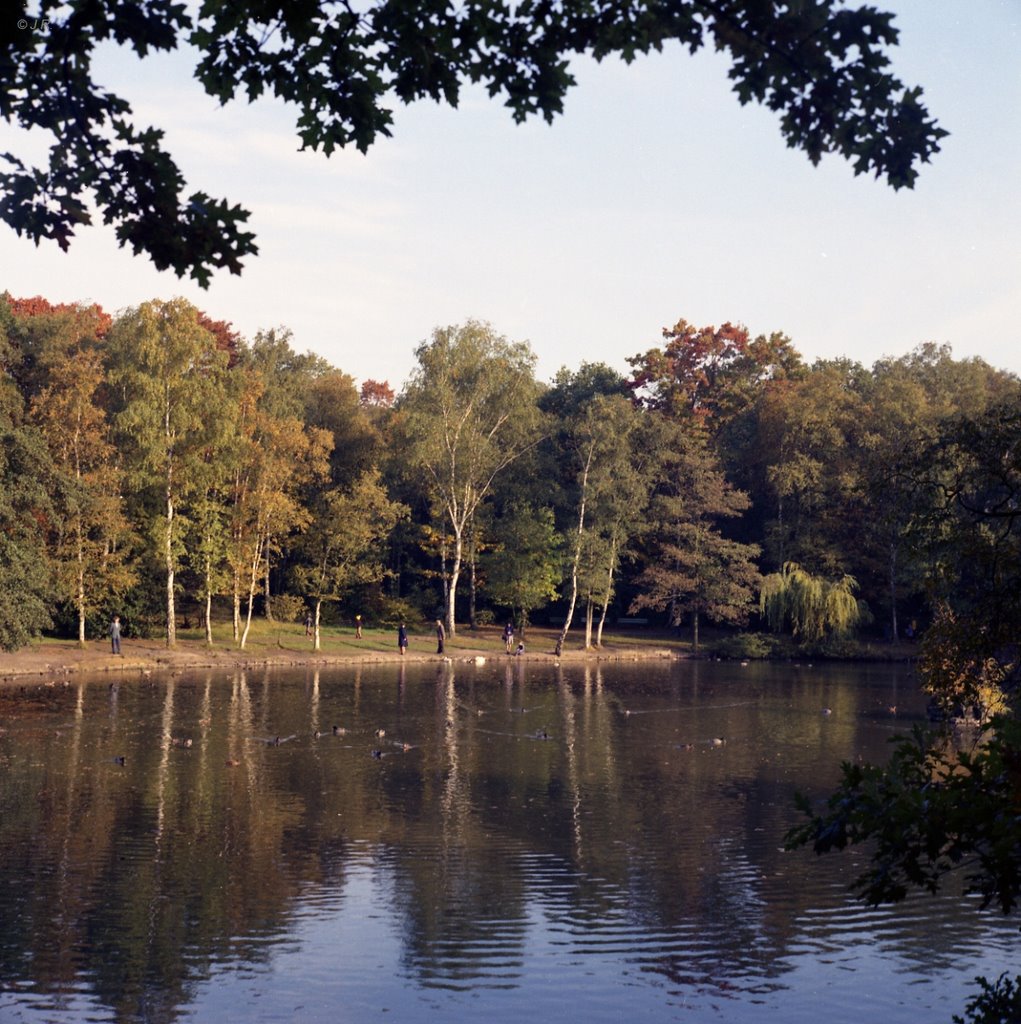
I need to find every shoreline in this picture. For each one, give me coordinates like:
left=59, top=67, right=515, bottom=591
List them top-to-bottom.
left=0, top=627, right=683, bottom=685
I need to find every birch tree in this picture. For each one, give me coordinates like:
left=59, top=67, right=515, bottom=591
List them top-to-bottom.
left=106, top=299, right=230, bottom=647
left=401, top=321, right=542, bottom=636
left=32, top=345, right=135, bottom=645
left=541, top=370, right=646, bottom=655
left=234, top=403, right=330, bottom=649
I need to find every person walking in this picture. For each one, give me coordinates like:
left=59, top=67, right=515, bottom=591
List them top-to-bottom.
left=304, top=611, right=313, bottom=637
left=355, top=614, right=363, bottom=639
left=110, top=615, right=122, bottom=656
left=435, top=619, right=445, bottom=655
left=398, top=622, right=408, bottom=656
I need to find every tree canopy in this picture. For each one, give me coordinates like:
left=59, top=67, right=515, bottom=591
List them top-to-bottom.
left=1, top=0, right=945, bottom=283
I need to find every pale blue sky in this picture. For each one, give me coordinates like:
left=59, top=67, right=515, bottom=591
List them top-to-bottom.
left=2, top=0, right=1019, bottom=388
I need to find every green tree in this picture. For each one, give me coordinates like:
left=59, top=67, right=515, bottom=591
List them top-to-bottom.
left=1, top=1, right=944, bottom=281
left=0, top=297, right=52, bottom=648
left=105, top=299, right=231, bottom=647
left=401, top=321, right=543, bottom=636
left=238, top=328, right=337, bottom=618
left=31, top=343, right=135, bottom=645
left=843, top=345, right=1016, bottom=643
left=749, top=360, right=866, bottom=573
left=540, top=367, right=645, bottom=654
left=304, top=368, right=379, bottom=486
left=231, top=390, right=331, bottom=649
left=545, top=393, right=619, bottom=657
left=788, top=393, right=1021, bottom=1024
left=586, top=402, right=657, bottom=648
left=0, top=422, right=53, bottom=651
left=630, top=424, right=761, bottom=653
left=293, top=470, right=406, bottom=651
left=190, top=490, right=232, bottom=646
left=484, top=504, right=561, bottom=636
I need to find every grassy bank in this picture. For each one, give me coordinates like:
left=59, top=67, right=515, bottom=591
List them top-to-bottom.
left=0, top=620, right=683, bottom=682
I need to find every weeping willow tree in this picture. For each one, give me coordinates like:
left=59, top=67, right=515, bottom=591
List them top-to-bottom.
left=759, top=562, right=863, bottom=641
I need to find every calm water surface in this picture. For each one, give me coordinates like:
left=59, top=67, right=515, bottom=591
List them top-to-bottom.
left=0, top=658, right=1016, bottom=1023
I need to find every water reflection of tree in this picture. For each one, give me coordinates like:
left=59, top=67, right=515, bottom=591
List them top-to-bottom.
left=0, top=663, right=1006, bottom=1018
left=0, top=674, right=351, bottom=1021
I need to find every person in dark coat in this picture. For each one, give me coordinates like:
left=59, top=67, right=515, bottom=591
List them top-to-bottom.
left=436, top=619, right=445, bottom=655
left=502, top=621, right=514, bottom=654
left=398, top=622, right=408, bottom=655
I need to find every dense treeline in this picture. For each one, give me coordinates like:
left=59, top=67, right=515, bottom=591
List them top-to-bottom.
left=1, top=292, right=1018, bottom=663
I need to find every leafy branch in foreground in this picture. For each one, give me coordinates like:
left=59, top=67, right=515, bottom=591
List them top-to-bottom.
left=1, top=0, right=945, bottom=283
left=787, top=718, right=1021, bottom=914
left=951, top=973, right=1021, bottom=1024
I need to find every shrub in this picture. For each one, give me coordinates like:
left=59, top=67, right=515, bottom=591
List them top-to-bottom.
left=271, top=594, right=305, bottom=624
left=368, top=596, right=421, bottom=629
left=712, top=633, right=778, bottom=659
left=802, top=635, right=867, bottom=659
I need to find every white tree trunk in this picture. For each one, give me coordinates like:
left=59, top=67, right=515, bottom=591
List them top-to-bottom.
left=555, top=444, right=594, bottom=657
left=165, top=489, right=176, bottom=648
left=445, top=529, right=463, bottom=637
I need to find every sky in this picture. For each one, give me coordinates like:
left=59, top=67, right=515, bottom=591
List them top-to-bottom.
left=2, top=0, right=1019, bottom=390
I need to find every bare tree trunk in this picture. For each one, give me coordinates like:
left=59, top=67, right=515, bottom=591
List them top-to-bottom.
left=164, top=399, right=177, bottom=649
left=73, top=444, right=87, bottom=647
left=555, top=444, right=594, bottom=657
left=165, top=489, right=176, bottom=648
left=76, top=523, right=87, bottom=648
left=446, top=530, right=462, bottom=637
left=439, top=532, right=449, bottom=617
left=239, top=534, right=265, bottom=649
left=594, top=534, right=617, bottom=648
left=204, top=554, right=214, bottom=646
left=314, top=597, right=323, bottom=652
left=584, top=597, right=594, bottom=649
left=595, top=601, right=609, bottom=647
left=692, top=609, right=700, bottom=654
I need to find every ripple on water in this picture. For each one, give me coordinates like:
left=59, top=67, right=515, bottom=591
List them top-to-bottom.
left=1, top=662, right=1016, bottom=1024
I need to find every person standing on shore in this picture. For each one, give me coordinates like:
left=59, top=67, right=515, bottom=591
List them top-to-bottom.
left=355, top=614, right=363, bottom=639
left=110, top=615, right=122, bottom=656
left=435, top=619, right=445, bottom=655
left=503, top=621, right=514, bottom=654
left=398, top=622, right=408, bottom=655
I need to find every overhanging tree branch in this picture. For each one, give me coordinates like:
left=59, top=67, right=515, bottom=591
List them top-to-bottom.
left=1, top=0, right=945, bottom=283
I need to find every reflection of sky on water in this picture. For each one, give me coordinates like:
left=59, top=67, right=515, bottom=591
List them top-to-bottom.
left=178, top=851, right=1018, bottom=1024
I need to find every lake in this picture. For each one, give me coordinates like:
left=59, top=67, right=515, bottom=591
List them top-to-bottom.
left=0, top=658, right=1016, bottom=1023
